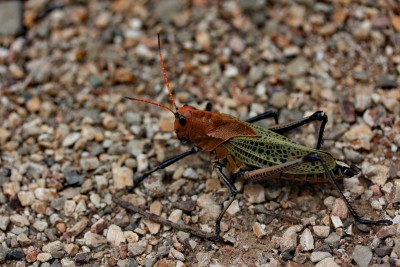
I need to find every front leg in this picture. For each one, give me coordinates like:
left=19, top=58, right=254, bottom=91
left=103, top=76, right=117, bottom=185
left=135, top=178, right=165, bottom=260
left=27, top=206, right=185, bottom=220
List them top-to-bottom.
left=213, top=162, right=238, bottom=241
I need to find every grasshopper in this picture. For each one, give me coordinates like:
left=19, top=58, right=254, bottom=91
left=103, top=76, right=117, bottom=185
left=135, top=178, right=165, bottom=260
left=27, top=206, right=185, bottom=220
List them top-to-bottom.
left=126, top=35, right=392, bottom=240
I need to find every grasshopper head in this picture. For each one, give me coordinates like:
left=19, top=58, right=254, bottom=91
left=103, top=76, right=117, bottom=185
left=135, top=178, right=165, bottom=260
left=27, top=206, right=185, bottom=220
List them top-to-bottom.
left=174, top=105, right=196, bottom=142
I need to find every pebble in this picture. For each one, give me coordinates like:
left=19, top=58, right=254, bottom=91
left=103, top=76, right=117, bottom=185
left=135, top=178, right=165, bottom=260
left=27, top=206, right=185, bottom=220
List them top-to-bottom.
left=0, top=1, right=22, bottom=35
left=287, top=57, right=310, bottom=77
left=269, top=91, right=288, bottom=109
left=343, top=123, right=373, bottom=150
left=62, top=133, right=81, bottom=147
left=80, top=157, right=100, bottom=171
left=363, top=164, right=390, bottom=186
left=112, top=165, right=133, bottom=189
left=64, top=170, right=84, bottom=186
left=244, top=184, right=265, bottom=204
left=17, top=191, right=35, bottom=206
left=331, top=198, right=348, bottom=219
left=226, top=199, right=240, bottom=216
left=168, top=209, right=183, bottom=224
left=10, top=214, right=30, bottom=227
left=0, top=216, right=10, bottom=231
left=68, top=218, right=89, bottom=236
left=33, top=220, right=48, bottom=232
left=253, top=222, right=267, bottom=238
left=106, top=224, right=126, bottom=246
left=280, top=225, right=302, bottom=253
left=313, top=226, right=330, bottom=238
left=300, top=228, right=314, bottom=251
left=84, top=232, right=108, bottom=248
left=324, top=232, right=341, bottom=248
left=17, top=233, right=31, bottom=246
left=128, top=240, right=147, bottom=256
left=352, top=245, right=372, bottom=267
left=170, top=248, right=185, bottom=261
left=311, top=251, right=332, bottom=263
left=75, top=252, right=91, bottom=264
left=37, top=253, right=52, bottom=262
left=315, top=257, right=339, bottom=267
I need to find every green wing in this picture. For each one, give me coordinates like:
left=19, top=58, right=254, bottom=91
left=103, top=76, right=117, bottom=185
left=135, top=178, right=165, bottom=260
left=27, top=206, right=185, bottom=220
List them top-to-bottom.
left=223, top=124, right=336, bottom=174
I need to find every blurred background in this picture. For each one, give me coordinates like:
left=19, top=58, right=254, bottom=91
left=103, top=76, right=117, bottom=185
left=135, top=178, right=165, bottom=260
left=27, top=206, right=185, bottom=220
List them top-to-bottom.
left=0, top=0, right=399, bottom=266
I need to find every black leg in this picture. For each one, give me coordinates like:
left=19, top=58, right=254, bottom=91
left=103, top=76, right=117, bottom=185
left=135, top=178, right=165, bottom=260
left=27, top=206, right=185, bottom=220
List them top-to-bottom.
left=205, top=102, right=213, bottom=112
left=246, top=110, right=279, bottom=124
left=269, top=111, right=328, bottom=149
left=128, top=146, right=200, bottom=192
left=303, top=153, right=392, bottom=226
left=213, top=162, right=238, bottom=241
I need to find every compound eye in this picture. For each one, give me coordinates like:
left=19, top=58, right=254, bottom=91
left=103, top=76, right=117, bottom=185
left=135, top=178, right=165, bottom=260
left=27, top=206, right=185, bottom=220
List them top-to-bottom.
left=179, top=115, right=187, bottom=126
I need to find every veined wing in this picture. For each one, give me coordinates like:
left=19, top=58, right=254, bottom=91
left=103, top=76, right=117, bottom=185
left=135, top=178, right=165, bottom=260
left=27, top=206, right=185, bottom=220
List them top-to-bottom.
left=223, top=124, right=336, bottom=174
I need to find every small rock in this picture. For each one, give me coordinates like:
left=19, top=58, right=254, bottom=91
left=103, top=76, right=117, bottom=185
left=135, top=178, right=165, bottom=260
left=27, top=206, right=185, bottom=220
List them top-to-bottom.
left=0, top=1, right=22, bottom=35
left=229, top=36, right=246, bottom=53
left=287, top=56, right=310, bottom=77
left=374, top=74, right=397, bottom=89
left=355, top=86, right=372, bottom=112
left=269, top=91, right=288, bottom=109
left=26, top=96, right=40, bottom=113
left=102, top=114, right=118, bottom=130
left=343, top=124, right=373, bottom=150
left=0, top=128, right=11, bottom=145
left=62, top=133, right=81, bottom=147
left=136, top=154, right=148, bottom=173
left=80, top=157, right=100, bottom=171
left=363, top=164, right=390, bottom=186
left=113, top=165, right=133, bottom=189
left=63, top=170, right=84, bottom=186
left=95, top=175, right=108, bottom=191
left=205, top=178, right=221, bottom=192
left=244, top=184, right=265, bottom=204
left=17, top=191, right=35, bottom=206
left=331, top=198, right=348, bottom=219
left=226, top=199, right=240, bottom=216
left=64, top=200, right=76, bottom=217
left=178, top=200, right=196, bottom=212
left=168, top=209, right=183, bottom=223
left=10, top=214, right=29, bottom=227
left=330, top=215, right=343, bottom=229
left=0, top=216, right=10, bottom=231
left=68, top=218, right=89, bottom=236
left=91, top=218, right=108, bottom=234
left=33, top=221, right=48, bottom=232
left=253, top=222, right=267, bottom=238
left=107, top=224, right=126, bottom=246
left=280, top=225, right=302, bottom=253
left=376, top=225, right=397, bottom=239
left=313, top=226, right=330, bottom=238
left=300, top=228, right=314, bottom=251
left=124, top=231, right=139, bottom=243
left=84, top=232, right=108, bottom=248
left=324, top=232, right=341, bottom=248
left=17, top=233, right=31, bottom=246
left=128, top=240, right=147, bottom=256
left=43, top=241, right=63, bottom=253
left=65, top=244, right=79, bottom=256
left=352, top=245, right=372, bottom=267
left=375, top=246, right=392, bottom=257
left=5, top=248, right=24, bottom=260
left=170, top=248, right=185, bottom=261
left=310, top=251, right=332, bottom=263
left=37, top=252, right=52, bottom=262
left=75, top=252, right=91, bottom=264
left=315, top=257, right=339, bottom=267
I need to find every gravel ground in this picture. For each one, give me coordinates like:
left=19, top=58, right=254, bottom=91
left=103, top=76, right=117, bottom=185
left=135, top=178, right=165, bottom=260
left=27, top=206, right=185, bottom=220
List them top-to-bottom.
left=0, top=0, right=400, bottom=266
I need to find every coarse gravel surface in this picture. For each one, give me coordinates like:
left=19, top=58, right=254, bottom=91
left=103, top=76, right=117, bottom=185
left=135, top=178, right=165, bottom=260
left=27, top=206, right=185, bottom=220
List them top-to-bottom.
left=0, top=0, right=400, bottom=266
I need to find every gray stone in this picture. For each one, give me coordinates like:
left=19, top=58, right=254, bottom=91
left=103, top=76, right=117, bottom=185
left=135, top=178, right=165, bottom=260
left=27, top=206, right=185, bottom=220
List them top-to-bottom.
left=0, top=1, right=22, bottom=35
left=352, top=245, right=372, bottom=267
